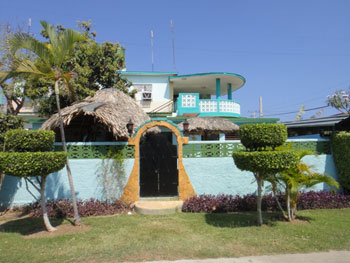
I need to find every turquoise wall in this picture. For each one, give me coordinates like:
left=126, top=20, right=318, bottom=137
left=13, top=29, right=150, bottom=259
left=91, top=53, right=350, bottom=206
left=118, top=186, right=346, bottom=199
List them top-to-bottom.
left=0, top=138, right=339, bottom=208
left=183, top=154, right=338, bottom=195
left=0, top=159, right=134, bottom=208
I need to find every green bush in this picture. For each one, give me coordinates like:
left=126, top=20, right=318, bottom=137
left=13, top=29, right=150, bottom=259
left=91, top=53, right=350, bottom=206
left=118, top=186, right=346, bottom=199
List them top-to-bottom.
left=0, top=113, right=23, bottom=148
left=239, top=123, right=287, bottom=150
left=4, top=129, right=55, bottom=152
left=332, top=132, right=350, bottom=193
left=232, top=150, right=299, bottom=175
left=0, top=152, right=67, bottom=178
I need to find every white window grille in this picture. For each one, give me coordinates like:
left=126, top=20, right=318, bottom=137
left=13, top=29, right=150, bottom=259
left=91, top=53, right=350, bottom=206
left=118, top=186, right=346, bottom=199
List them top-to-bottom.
left=182, top=94, right=196, bottom=107
left=199, top=100, right=217, bottom=112
left=219, top=101, right=240, bottom=114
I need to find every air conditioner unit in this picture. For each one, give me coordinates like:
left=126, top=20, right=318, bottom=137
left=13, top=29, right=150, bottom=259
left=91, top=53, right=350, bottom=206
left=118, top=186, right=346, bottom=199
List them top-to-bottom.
left=142, top=92, right=152, bottom=100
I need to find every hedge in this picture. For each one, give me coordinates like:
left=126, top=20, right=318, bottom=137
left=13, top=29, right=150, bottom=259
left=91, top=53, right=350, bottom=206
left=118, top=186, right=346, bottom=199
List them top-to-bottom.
left=239, top=123, right=287, bottom=151
left=4, top=129, right=55, bottom=152
left=332, top=132, right=350, bottom=193
left=232, top=150, right=299, bottom=175
left=0, top=152, right=67, bottom=178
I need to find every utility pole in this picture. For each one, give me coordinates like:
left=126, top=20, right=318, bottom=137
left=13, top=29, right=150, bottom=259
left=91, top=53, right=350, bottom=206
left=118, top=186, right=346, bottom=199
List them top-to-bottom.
left=170, top=20, right=176, bottom=72
left=150, top=30, right=154, bottom=72
left=259, top=96, right=263, bottom=118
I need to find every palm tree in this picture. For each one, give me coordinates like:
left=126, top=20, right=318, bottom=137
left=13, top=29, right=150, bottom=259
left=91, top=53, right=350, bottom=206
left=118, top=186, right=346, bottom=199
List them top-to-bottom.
left=0, top=21, right=86, bottom=224
left=277, top=150, right=339, bottom=221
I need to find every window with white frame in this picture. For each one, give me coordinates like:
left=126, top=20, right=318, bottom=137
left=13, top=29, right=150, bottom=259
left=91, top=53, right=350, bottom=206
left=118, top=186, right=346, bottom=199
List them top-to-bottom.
left=133, top=84, right=152, bottom=101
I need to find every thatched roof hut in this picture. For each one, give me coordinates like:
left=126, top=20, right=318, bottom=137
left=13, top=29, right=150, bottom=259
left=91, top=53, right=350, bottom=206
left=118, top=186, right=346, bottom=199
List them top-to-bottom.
left=41, top=88, right=150, bottom=142
left=178, top=117, right=239, bottom=138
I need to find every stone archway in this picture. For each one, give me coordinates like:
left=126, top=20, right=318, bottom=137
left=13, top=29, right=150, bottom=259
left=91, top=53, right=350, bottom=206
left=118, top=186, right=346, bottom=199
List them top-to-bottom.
left=121, top=120, right=196, bottom=203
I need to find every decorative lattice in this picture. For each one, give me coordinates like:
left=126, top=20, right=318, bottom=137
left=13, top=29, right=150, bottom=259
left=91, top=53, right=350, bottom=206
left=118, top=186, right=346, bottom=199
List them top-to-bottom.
left=182, top=94, right=196, bottom=108
left=199, top=100, right=217, bottom=112
left=219, top=101, right=240, bottom=114
left=183, top=140, right=331, bottom=158
left=54, top=144, right=135, bottom=159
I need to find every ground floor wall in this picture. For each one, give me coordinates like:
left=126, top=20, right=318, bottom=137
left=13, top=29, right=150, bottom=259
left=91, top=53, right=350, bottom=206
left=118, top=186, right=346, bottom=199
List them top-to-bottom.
left=0, top=139, right=339, bottom=208
left=184, top=154, right=338, bottom=195
left=0, top=159, right=134, bottom=208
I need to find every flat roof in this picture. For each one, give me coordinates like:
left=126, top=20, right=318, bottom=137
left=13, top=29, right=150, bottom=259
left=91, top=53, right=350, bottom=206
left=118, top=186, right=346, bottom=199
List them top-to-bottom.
left=118, top=71, right=178, bottom=76
left=169, top=72, right=246, bottom=95
left=282, top=115, right=349, bottom=128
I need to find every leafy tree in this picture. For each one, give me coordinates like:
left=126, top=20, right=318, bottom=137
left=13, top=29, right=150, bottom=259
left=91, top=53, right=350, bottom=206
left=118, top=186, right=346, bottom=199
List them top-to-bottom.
left=34, top=20, right=132, bottom=117
left=0, top=21, right=85, bottom=224
left=0, top=23, right=47, bottom=115
left=327, top=89, right=350, bottom=114
left=232, top=124, right=298, bottom=225
left=0, top=129, right=66, bottom=231
left=269, top=150, right=338, bottom=221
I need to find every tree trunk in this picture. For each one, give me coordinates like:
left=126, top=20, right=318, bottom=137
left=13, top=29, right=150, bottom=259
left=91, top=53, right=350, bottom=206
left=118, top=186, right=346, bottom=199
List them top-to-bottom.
left=55, top=81, right=81, bottom=225
left=0, top=173, right=4, bottom=192
left=256, top=173, right=263, bottom=226
left=40, top=176, right=56, bottom=232
left=286, top=188, right=292, bottom=222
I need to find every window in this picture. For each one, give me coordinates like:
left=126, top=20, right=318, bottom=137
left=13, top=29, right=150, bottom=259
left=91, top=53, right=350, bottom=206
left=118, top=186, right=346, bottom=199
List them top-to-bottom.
left=134, top=84, right=152, bottom=101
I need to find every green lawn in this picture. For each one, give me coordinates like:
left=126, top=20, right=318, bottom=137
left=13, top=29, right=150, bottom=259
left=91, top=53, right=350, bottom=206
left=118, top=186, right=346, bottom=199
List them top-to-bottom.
left=1, top=209, right=350, bottom=263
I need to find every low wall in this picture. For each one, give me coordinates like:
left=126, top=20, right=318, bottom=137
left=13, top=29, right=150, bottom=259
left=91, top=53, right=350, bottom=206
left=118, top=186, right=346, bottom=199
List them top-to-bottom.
left=0, top=139, right=339, bottom=208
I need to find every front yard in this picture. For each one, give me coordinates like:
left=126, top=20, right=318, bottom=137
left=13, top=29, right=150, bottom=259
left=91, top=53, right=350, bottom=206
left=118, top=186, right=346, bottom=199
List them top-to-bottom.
left=1, top=209, right=350, bottom=263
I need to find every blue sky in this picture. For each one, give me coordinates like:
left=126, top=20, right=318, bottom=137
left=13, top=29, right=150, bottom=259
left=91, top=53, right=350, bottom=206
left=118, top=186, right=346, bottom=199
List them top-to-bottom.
left=2, top=0, right=350, bottom=121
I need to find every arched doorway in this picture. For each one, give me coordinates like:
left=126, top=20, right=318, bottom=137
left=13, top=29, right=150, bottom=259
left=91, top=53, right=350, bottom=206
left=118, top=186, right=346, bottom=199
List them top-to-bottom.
left=121, top=120, right=196, bottom=203
left=140, top=131, right=178, bottom=197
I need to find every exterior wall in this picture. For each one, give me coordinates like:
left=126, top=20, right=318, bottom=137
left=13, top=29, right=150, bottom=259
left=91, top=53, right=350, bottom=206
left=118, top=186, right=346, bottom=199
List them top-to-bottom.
left=127, top=75, right=172, bottom=112
left=0, top=138, right=339, bottom=208
left=183, top=154, right=337, bottom=196
left=0, top=158, right=134, bottom=208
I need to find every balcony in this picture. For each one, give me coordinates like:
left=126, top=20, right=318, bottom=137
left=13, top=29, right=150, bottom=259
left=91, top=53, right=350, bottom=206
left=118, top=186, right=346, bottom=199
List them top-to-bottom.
left=177, top=93, right=240, bottom=117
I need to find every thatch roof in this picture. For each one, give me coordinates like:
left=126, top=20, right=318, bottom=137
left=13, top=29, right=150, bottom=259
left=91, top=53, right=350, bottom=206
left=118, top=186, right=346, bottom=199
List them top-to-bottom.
left=40, top=88, right=150, bottom=139
left=178, top=117, right=239, bottom=134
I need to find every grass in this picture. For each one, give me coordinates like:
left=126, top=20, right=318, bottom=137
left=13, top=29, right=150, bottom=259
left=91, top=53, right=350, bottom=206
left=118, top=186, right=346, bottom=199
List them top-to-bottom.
left=1, top=209, right=350, bottom=263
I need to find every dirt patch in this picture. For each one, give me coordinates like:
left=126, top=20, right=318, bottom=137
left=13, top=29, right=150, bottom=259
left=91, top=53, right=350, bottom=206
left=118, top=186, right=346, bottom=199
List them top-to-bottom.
left=0, top=210, right=29, bottom=224
left=24, top=223, right=92, bottom=239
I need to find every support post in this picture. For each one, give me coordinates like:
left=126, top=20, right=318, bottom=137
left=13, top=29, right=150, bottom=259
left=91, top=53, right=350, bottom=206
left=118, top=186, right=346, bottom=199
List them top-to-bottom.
left=216, top=78, right=221, bottom=99
left=228, top=83, right=232, bottom=100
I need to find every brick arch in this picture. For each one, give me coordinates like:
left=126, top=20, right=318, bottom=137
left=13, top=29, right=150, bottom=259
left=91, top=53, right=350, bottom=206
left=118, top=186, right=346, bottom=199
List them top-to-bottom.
left=121, top=120, right=196, bottom=203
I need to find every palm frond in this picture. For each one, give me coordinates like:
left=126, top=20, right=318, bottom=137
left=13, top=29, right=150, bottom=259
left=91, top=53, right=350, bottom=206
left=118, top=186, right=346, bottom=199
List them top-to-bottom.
left=10, top=32, right=53, bottom=64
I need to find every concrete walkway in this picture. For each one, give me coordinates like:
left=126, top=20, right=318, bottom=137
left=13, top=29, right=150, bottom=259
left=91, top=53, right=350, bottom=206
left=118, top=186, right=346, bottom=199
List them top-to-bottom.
left=138, top=250, right=350, bottom=263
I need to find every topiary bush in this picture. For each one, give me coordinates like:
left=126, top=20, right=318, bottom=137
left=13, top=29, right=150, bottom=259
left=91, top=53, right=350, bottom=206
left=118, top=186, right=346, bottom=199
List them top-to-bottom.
left=0, top=113, right=23, bottom=149
left=232, top=123, right=298, bottom=225
left=239, top=123, right=287, bottom=151
left=0, top=129, right=66, bottom=232
left=4, top=129, right=55, bottom=152
left=332, top=132, right=350, bottom=193
left=233, top=150, right=299, bottom=175
left=0, top=152, right=67, bottom=178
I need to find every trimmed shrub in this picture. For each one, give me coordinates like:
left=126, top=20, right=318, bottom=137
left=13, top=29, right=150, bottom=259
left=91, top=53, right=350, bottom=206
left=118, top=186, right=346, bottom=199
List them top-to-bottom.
left=0, top=113, right=23, bottom=148
left=239, top=123, right=287, bottom=151
left=4, top=129, right=55, bottom=152
left=332, top=132, right=350, bottom=193
left=233, top=150, right=299, bottom=174
left=0, top=152, right=67, bottom=178
left=182, top=192, right=350, bottom=213
left=25, top=199, right=132, bottom=218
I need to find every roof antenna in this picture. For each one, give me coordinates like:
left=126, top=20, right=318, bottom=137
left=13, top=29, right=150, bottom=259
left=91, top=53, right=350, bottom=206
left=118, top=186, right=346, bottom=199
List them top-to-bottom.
left=170, top=20, right=176, bottom=72
left=150, top=30, right=154, bottom=72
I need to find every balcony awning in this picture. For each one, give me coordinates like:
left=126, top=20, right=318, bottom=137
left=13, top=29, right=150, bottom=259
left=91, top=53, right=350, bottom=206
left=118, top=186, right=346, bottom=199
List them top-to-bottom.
left=170, top=72, right=245, bottom=95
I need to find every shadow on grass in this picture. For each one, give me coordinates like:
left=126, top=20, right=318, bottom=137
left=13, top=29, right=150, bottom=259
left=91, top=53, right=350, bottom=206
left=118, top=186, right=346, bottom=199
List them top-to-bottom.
left=205, top=212, right=313, bottom=228
left=0, top=217, right=68, bottom=236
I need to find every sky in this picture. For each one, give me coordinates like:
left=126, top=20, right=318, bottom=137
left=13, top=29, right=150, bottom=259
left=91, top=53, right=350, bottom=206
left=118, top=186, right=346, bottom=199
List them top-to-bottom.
left=1, top=0, right=350, bottom=121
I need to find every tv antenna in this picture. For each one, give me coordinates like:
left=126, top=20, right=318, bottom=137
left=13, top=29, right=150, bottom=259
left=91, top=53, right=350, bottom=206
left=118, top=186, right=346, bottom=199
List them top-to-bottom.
left=170, top=20, right=176, bottom=72
left=150, top=30, right=154, bottom=71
